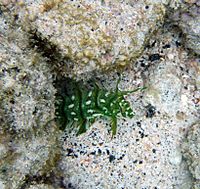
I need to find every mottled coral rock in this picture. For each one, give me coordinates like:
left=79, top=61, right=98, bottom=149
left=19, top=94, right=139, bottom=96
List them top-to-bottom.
left=0, top=0, right=168, bottom=77
left=32, top=0, right=167, bottom=75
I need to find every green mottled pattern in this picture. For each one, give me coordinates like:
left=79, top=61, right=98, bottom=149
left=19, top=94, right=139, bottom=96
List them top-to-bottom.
left=56, top=79, right=144, bottom=136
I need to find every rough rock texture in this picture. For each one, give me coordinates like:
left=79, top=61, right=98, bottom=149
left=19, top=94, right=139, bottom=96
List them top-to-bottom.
left=0, top=0, right=200, bottom=189
left=1, top=0, right=168, bottom=77
left=170, top=0, right=200, bottom=55
left=0, top=7, right=56, bottom=131
left=0, top=11, right=61, bottom=189
left=58, top=27, right=199, bottom=189
left=182, top=123, right=200, bottom=189
left=0, top=127, right=60, bottom=189
left=28, top=184, right=54, bottom=189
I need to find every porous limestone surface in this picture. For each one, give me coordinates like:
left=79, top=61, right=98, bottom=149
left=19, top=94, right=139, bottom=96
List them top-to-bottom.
left=1, top=0, right=168, bottom=77
left=32, top=0, right=167, bottom=75
left=0, top=13, right=61, bottom=189
left=59, top=27, right=199, bottom=189
left=182, top=123, right=200, bottom=188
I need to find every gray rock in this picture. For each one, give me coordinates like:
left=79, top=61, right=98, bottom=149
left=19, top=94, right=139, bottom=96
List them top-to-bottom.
left=170, top=1, right=200, bottom=55
left=0, top=12, right=61, bottom=189
left=182, top=123, right=200, bottom=182
left=193, top=180, right=200, bottom=189
left=28, top=184, right=54, bottom=189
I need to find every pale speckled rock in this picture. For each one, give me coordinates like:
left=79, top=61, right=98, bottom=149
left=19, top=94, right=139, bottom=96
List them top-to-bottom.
left=0, top=0, right=168, bottom=77
left=0, top=1, right=200, bottom=189
left=0, top=12, right=61, bottom=189
left=0, top=15, right=55, bottom=131
left=58, top=27, right=199, bottom=189
left=143, top=57, right=199, bottom=121
left=144, top=61, right=183, bottom=116
left=182, top=123, right=200, bottom=184
left=1, top=126, right=60, bottom=189
left=169, top=148, right=182, bottom=166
